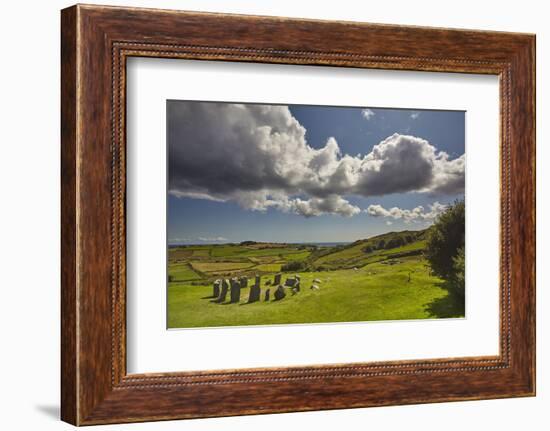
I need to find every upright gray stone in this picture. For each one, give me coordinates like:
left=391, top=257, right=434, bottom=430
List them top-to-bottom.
left=274, top=273, right=282, bottom=285
left=240, top=276, right=248, bottom=289
left=249, top=276, right=261, bottom=303
left=284, top=277, right=297, bottom=287
left=230, top=278, right=241, bottom=303
left=212, top=279, right=221, bottom=298
left=216, top=279, right=229, bottom=302
left=248, top=284, right=261, bottom=303
left=274, top=285, right=286, bottom=301
left=264, top=288, right=270, bottom=301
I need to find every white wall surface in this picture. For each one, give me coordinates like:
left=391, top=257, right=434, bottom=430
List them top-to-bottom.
left=0, top=0, right=546, bottom=429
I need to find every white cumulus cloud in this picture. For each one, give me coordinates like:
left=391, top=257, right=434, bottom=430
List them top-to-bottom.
left=168, top=102, right=464, bottom=218
left=361, top=108, right=375, bottom=120
left=366, top=201, right=448, bottom=224
left=197, top=236, right=228, bottom=242
left=168, top=237, right=190, bottom=243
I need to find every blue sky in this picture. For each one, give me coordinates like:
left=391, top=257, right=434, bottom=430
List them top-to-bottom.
left=167, top=102, right=465, bottom=244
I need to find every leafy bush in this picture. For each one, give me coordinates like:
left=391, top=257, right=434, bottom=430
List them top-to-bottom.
left=385, top=237, right=405, bottom=249
left=362, top=245, right=374, bottom=254
left=281, top=260, right=309, bottom=272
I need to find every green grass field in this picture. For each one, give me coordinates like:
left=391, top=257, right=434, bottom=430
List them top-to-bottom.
left=167, top=232, right=465, bottom=328
left=168, top=263, right=202, bottom=282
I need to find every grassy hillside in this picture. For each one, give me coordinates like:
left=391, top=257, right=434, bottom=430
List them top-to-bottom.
left=167, top=228, right=465, bottom=328
left=313, top=230, right=427, bottom=269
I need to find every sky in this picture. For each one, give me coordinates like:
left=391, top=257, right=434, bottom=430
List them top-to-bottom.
left=167, top=101, right=465, bottom=244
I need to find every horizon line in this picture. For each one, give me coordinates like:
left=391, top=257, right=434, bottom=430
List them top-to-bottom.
left=167, top=227, right=428, bottom=246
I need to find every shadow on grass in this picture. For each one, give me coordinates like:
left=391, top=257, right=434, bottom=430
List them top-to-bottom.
left=425, top=281, right=465, bottom=318
left=207, top=298, right=224, bottom=304
left=239, top=301, right=264, bottom=306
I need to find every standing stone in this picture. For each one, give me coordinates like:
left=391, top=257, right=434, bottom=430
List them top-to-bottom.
left=274, top=273, right=282, bottom=285
left=255, top=275, right=261, bottom=287
left=240, top=276, right=248, bottom=289
left=249, top=276, right=261, bottom=303
left=284, top=277, right=297, bottom=287
left=230, top=278, right=241, bottom=303
left=212, top=279, right=221, bottom=298
left=216, top=279, right=229, bottom=302
left=248, top=284, right=261, bottom=303
left=274, top=285, right=286, bottom=301
left=264, top=288, right=270, bottom=301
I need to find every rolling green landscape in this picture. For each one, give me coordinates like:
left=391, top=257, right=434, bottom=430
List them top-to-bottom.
left=167, top=228, right=465, bottom=329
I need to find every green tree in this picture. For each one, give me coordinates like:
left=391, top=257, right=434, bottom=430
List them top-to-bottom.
left=425, top=200, right=465, bottom=295
left=451, top=246, right=465, bottom=298
left=281, top=260, right=308, bottom=272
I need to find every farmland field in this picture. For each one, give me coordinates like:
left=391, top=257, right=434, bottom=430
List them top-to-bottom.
left=167, top=230, right=465, bottom=328
left=190, top=261, right=255, bottom=273
left=168, top=263, right=202, bottom=282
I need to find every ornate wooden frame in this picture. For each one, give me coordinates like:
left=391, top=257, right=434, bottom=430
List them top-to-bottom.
left=61, top=4, right=536, bottom=425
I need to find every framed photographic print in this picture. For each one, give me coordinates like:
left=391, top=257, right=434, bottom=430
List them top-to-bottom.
left=61, top=4, right=535, bottom=425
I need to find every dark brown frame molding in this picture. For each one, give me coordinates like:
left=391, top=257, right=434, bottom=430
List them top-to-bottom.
left=61, top=4, right=536, bottom=425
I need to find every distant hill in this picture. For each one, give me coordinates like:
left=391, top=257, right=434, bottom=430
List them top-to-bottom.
left=311, top=228, right=429, bottom=270
left=237, top=241, right=301, bottom=249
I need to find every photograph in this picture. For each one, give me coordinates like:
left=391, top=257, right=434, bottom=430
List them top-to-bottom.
left=167, top=100, right=466, bottom=329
